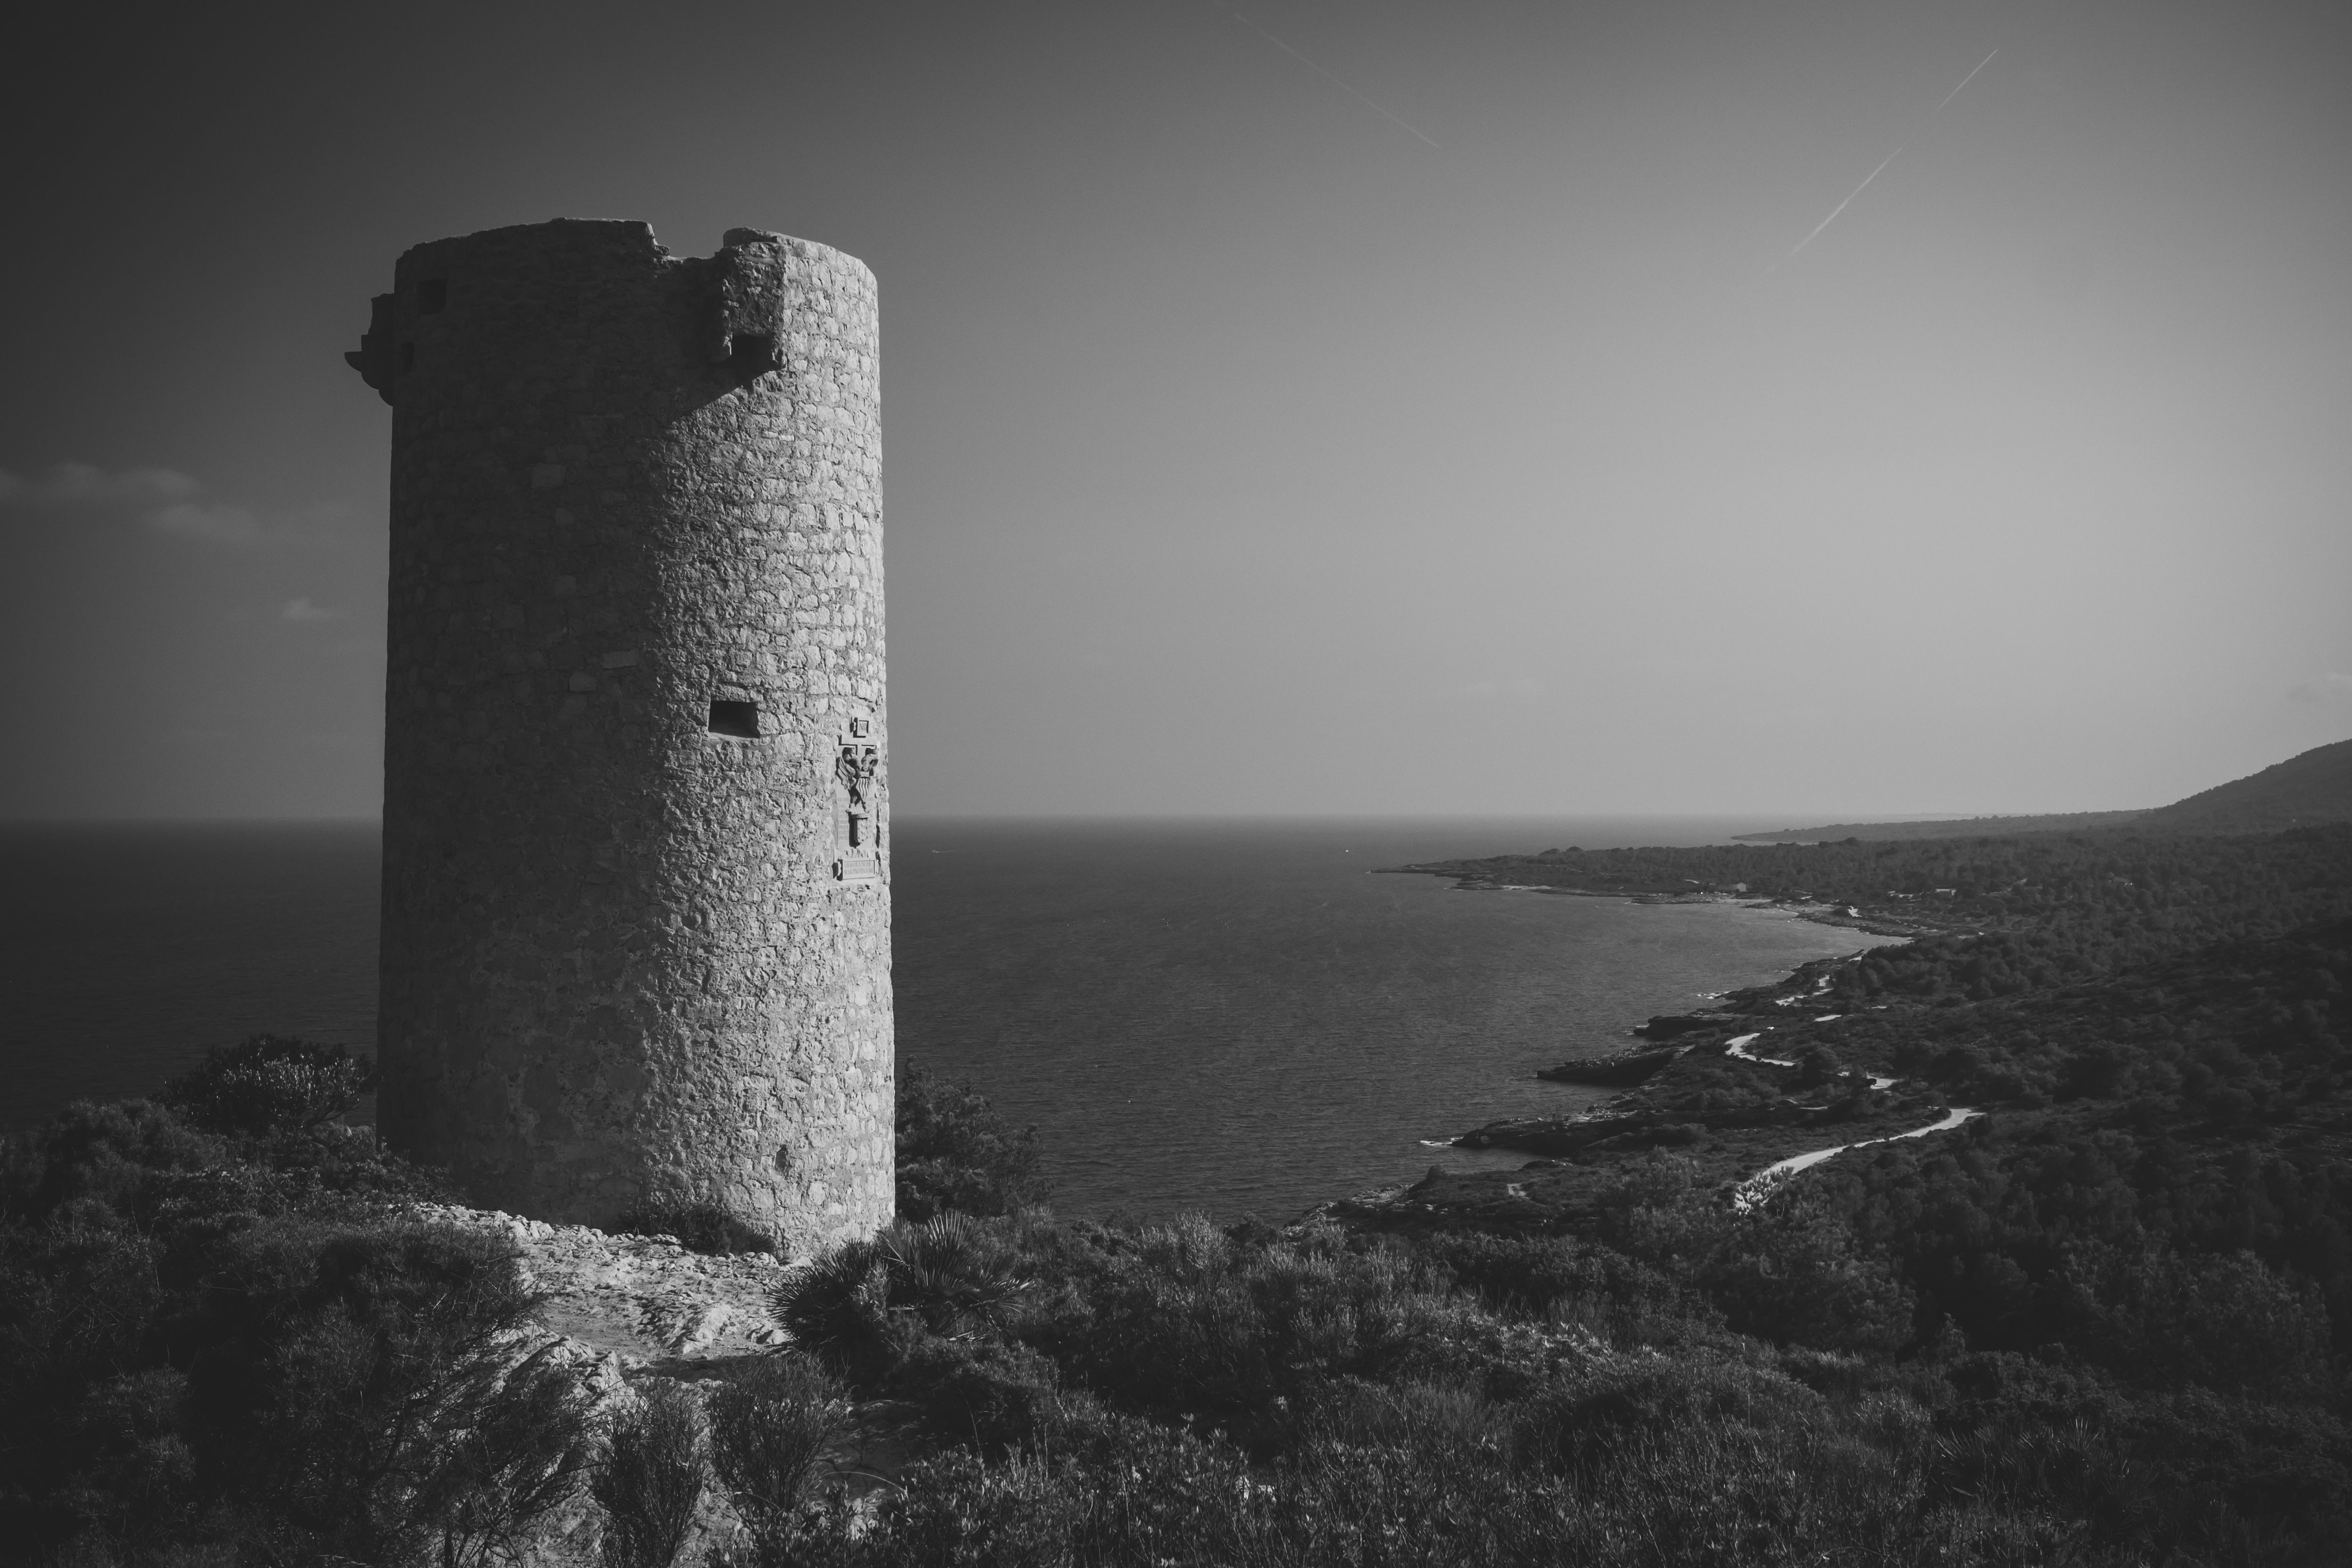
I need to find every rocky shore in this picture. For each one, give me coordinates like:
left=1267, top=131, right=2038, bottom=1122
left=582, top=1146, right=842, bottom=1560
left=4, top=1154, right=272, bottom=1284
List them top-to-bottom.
left=1322, top=932, right=1976, bottom=1234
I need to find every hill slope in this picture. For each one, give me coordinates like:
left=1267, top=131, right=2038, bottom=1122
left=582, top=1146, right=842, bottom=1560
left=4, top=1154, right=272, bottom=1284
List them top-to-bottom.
left=2134, top=735, right=2352, bottom=833
left=1733, top=737, right=2352, bottom=843
left=1732, top=809, right=2147, bottom=844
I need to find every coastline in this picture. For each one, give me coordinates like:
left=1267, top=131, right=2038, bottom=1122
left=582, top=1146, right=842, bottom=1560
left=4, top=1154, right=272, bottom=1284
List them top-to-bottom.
left=1375, top=863, right=1944, bottom=942
left=1326, top=873, right=1965, bottom=1233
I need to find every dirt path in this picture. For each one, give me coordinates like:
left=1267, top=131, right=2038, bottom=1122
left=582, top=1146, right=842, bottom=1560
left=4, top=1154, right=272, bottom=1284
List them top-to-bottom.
left=1732, top=1106, right=1982, bottom=1210
left=396, top=1201, right=795, bottom=1367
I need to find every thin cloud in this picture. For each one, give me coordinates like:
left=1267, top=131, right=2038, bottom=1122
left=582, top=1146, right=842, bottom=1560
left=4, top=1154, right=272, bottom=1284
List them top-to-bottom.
left=1214, top=3, right=1440, bottom=149
left=1780, top=49, right=1999, bottom=264
left=1933, top=49, right=2001, bottom=114
left=1784, top=146, right=1906, bottom=261
left=0, top=462, right=200, bottom=508
left=0, top=462, right=357, bottom=546
left=153, top=502, right=264, bottom=544
left=281, top=597, right=343, bottom=622
left=2288, top=672, right=2352, bottom=703
left=1348, top=675, right=1546, bottom=706
left=1461, top=677, right=1545, bottom=701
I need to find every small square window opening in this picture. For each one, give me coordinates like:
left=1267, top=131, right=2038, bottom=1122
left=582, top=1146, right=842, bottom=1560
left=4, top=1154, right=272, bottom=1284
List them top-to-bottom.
left=708, top=699, right=759, bottom=737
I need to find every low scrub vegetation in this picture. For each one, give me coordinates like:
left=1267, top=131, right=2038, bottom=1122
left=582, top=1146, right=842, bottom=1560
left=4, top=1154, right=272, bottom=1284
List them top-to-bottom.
left=8, top=822, right=2349, bottom=1564
left=158, top=1031, right=376, bottom=1137
left=9, top=1042, right=2349, bottom=1565
left=894, top=1067, right=1045, bottom=1221
left=0, top=1092, right=588, bottom=1565
left=749, top=1203, right=2348, bottom=1566
left=592, top=1381, right=708, bottom=1568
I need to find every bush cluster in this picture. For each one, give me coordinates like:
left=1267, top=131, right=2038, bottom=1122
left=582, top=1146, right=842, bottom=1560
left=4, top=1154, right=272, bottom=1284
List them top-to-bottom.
left=158, top=1032, right=374, bottom=1136
left=894, top=1066, right=1045, bottom=1221
left=0, top=1096, right=588, bottom=1565
left=753, top=1203, right=2352, bottom=1566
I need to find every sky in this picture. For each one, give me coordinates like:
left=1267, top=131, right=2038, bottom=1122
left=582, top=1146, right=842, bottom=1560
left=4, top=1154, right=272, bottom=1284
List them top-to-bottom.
left=2, top=0, right=2347, bottom=820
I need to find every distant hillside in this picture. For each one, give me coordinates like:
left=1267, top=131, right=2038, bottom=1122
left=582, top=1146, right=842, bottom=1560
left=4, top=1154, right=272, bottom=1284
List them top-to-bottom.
left=2135, top=736, right=2352, bottom=833
left=1733, top=737, right=2352, bottom=843
left=1732, top=809, right=2148, bottom=844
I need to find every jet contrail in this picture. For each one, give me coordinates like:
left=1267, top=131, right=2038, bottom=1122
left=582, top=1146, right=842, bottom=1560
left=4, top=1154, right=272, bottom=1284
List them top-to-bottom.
left=1217, top=3, right=1441, bottom=149
left=1781, top=49, right=1999, bottom=263
left=1935, top=49, right=2000, bottom=115
left=1786, top=145, right=1907, bottom=259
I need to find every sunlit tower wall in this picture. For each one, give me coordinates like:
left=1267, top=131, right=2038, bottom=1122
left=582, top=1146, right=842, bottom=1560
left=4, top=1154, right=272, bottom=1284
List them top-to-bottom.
left=346, top=218, right=891, bottom=1253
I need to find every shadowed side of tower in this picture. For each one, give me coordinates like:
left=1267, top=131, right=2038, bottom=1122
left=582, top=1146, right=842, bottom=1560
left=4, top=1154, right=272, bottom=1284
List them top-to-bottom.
left=349, top=219, right=891, bottom=1255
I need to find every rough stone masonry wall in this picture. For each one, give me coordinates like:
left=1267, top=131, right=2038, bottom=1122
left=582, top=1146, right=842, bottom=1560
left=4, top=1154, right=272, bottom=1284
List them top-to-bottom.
left=353, top=218, right=890, bottom=1256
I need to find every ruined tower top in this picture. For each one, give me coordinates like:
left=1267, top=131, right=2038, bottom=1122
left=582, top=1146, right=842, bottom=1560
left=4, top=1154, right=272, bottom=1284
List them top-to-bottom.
left=356, top=219, right=891, bottom=1253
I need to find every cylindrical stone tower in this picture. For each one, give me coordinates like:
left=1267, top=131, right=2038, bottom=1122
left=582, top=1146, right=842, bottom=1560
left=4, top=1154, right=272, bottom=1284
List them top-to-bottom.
left=346, top=218, right=890, bottom=1254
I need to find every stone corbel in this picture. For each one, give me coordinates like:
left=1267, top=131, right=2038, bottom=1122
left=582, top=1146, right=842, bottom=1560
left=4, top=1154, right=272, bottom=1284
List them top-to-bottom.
left=344, top=292, right=397, bottom=406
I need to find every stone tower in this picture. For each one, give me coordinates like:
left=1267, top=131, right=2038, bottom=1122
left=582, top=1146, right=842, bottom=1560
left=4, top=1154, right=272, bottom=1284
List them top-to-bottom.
left=346, top=218, right=891, bottom=1254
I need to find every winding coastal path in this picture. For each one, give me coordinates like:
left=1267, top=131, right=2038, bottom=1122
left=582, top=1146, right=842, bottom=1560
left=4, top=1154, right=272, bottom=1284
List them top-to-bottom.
left=1724, top=1030, right=1897, bottom=1090
left=1732, top=1105, right=1982, bottom=1210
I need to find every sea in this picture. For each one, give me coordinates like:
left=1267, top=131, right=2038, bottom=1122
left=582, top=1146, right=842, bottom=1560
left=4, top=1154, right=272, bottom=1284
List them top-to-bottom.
left=1, top=817, right=1900, bottom=1219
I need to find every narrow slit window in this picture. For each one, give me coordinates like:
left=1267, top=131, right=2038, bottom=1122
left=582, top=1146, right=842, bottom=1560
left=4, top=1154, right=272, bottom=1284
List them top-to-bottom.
left=417, top=278, right=447, bottom=314
left=399, top=342, right=416, bottom=373
left=708, top=699, right=759, bottom=737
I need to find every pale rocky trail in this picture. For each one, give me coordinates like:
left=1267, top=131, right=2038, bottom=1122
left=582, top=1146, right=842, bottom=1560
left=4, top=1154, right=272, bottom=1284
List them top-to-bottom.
left=1731, top=1105, right=1983, bottom=1211
left=399, top=1202, right=798, bottom=1367
left=392, top=1203, right=813, bottom=1565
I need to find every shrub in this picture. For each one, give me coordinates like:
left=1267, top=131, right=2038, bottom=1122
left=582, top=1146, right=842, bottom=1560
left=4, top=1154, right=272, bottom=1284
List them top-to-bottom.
left=159, top=1035, right=374, bottom=1137
left=895, top=1067, right=1046, bottom=1220
left=1, top=1099, right=226, bottom=1226
left=236, top=1119, right=456, bottom=1209
left=1699, top=1209, right=1918, bottom=1355
left=775, top=1214, right=1029, bottom=1383
left=1029, top=1214, right=1452, bottom=1452
left=188, top=1220, right=586, bottom=1562
left=1420, top=1232, right=1724, bottom=1350
left=1421, top=1232, right=1584, bottom=1317
left=2050, top=1243, right=2337, bottom=1399
left=773, top=1244, right=895, bottom=1382
left=890, top=1334, right=1064, bottom=1449
left=399, top=1342, right=597, bottom=1568
left=1510, top=1354, right=1828, bottom=1479
left=706, top=1355, right=851, bottom=1559
left=1927, top=1355, right=2352, bottom=1556
left=593, top=1380, right=709, bottom=1568
left=848, top=1416, right=1253, bottom=1568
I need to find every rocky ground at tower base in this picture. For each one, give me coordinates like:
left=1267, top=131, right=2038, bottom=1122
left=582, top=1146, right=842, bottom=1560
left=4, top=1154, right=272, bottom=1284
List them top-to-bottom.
left=395, top=1202, right=796, bottom=1369
left=383, top=1204, right=901, bottom=1567
left=382, top=1206, right=787, bottom=1564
